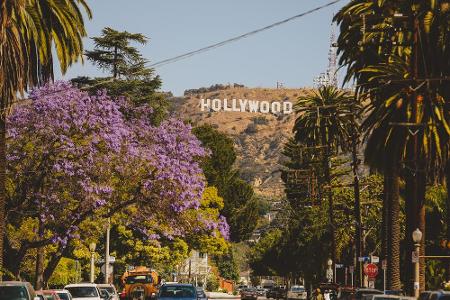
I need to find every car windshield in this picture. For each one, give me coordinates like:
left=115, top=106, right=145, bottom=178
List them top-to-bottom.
left=125, top=275, right=153, bottom=284
left=0, top=286, right=29, bottom=300
left=159, top=286, right=196, bottom=298
left=65, top=287, right=98, bottom=298
left=291, top=287, right=305, bottom=292
left=101, top=288, right=115, bottom=295
left=57, top=293, right=70, bottom=300
left=439, top=296, right=450, bottom=300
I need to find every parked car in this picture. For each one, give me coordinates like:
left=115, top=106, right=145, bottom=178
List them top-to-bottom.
left=0, top=281, right=40, bottom=300
left=64, top=284, right=102, bottom=300
left=158, top=284, right=197, bottom=300
left=97, top=285, right=118, bottom=300
left=236, top=286, right=249, bottom=293
left=267, top=286, right=286, bottom=300
left=287, top=286, right=307, bottom=300
left=196, top=287, right=207, bottom=300
left=240, top=288, right=258, bottom=300
left=256, top=288, right=266, bottom=297
left=352, top=289, right=383, bottom=300
left=36, top=290, right=62, bottom=300
left=55, top=290, right=73, bottom=300
left=419, top=291, right=435, bottom=300
left=429, top=291, right=450, bottom=300
left=371, top=295, right=415, bottom=300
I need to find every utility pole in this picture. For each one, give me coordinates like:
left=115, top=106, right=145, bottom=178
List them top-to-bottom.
left=105, top=217, right=110, bottom=284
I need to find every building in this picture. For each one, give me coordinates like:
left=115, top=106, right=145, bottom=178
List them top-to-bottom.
left=177, top=250, right=210, bottom=287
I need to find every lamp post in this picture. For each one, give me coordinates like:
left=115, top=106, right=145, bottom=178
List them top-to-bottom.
left=412, top=228, right=422, bottom=298
left=89, top=242, right=96, bottom=283
left=327, top=259, right=333, bottom=283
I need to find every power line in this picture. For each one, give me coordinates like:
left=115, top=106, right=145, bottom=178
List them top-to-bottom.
left=11, top=0, right=342, bottom=106
left=148, top=0, right=343, bottom=68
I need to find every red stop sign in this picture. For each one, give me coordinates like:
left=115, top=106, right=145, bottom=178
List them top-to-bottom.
left=364, top=263, right=379, bottom=278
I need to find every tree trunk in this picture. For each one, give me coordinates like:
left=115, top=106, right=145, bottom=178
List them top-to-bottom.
left=0, top=118, right=5, bottom=281
left=351, top=130, right=362, bottom=288
left=446, top=162, right=450, bottom=281
left=386, top=163, right=401, bottom=290
left=34, top=219, right=44, bottom=290
left=43, top=243, right=70, bottom=285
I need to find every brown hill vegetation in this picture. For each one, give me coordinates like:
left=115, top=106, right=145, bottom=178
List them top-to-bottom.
left=171, top=86, right=315, bottom=199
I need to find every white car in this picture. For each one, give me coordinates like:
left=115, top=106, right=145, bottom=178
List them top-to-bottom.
left=64, top=284, right=103, bottom=300
left=97, top=284, right=119, bottom=300
left=287, top=286, right=307, bottom=300
left=55, top=290, right=73, bottom=300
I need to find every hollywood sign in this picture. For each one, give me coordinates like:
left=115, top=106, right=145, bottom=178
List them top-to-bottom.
left=200, top=98, right=293, bottom=114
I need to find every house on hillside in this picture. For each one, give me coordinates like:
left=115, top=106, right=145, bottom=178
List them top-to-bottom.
left=177, top=250, right=210, bottom=287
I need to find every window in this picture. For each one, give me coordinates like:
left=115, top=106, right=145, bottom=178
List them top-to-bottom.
left=125, top=275, right=153, bottom=284
left=0, top=286, right=29, bottom=300
left=159, top=286, right=196, bottom=298
left=65, top=287, right=98, bottom=298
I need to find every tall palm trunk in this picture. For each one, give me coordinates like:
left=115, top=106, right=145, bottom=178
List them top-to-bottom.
left=0, top=118, right=5, bottom=281
left=446, top=162, right=450, bottom=280
left=385, top=163, right=401, bottom=290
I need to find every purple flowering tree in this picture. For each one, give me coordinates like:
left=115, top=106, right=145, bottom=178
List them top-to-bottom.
left=5, top=82, right=228, bottom=281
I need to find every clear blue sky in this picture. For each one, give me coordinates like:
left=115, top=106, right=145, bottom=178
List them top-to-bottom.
left=56, top=0, right=344, bottom=96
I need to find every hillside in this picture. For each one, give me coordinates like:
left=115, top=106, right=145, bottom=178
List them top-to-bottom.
left=170, top=86, right=314, bottom=199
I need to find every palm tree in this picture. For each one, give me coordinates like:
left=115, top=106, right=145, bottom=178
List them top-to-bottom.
left=0, top=0, right=91, bottom=282
left=335, top=0, right=450, bottom=291
left=293, top=85, right=356, bottom=277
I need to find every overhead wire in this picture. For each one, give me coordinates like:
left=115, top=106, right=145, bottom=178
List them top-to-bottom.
left=10, top=0, right=343, bottom=107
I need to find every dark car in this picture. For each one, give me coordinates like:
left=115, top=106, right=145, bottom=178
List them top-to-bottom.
left=0, top=281, right=40, bottom=300
left=158, top=284, right=197, bottom=300
left=195, top=287, right=207, bottom=300
left=267, top=287, right=286, bottom=300
left=240, top=288, right=258, bottom=300
left=352, top=289, right=383, bottom=300
left=429, top=291, right=450, bottom=300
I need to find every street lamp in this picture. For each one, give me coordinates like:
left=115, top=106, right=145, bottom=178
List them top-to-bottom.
left=412, top=228, right=422, bottom=298
left=89, top=242, right=96, bottom=283
left=327, top=259, right=333, bottom=283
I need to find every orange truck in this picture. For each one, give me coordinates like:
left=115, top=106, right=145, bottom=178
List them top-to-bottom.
left=120, top=266, right=159, bottom=300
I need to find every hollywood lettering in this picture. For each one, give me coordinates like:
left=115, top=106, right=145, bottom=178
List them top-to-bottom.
left=200, top=98, right=293, bottom=114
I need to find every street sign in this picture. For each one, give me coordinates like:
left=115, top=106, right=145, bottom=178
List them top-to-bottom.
left=412, top=251, right=419, bottom=263
left=359, top=256, right=370, bottom=262
left=371, top=256, right=379, bottom=263
left=381, top=259, right=387, bottom=270
left=364, top=263, right=379, bottom=278
left=335, top=264, right=344, bottom=268
left=349, top=266, right=354, bottom=273
left=368, top=280, right=375, bottom=288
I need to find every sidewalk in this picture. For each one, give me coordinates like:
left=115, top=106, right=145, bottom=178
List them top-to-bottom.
left=206, top=292, right=241, bottom=299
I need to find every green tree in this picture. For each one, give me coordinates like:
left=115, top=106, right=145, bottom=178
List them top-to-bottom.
left=0, top=0, right=91, bottom=280
left=334, top=0, right=450, bottom=290
left=72, top=27, right=168, bottom=124
left=292, top=85, right=356, bottom=274
left=193, top=124, right=258, bottom=242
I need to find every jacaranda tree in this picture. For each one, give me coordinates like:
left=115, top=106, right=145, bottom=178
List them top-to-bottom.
left=5, top=82, right=228, bottom=283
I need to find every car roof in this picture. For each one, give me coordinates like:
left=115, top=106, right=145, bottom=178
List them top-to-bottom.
left=0, top=281, right=31, bottom=287
left=65, top=283, right=98, bottom=288
left=96, top=284, right=115, bottom=288
left=162, top=284, right=195, bottom=287
left=54, top=290, right=70, bottom=293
